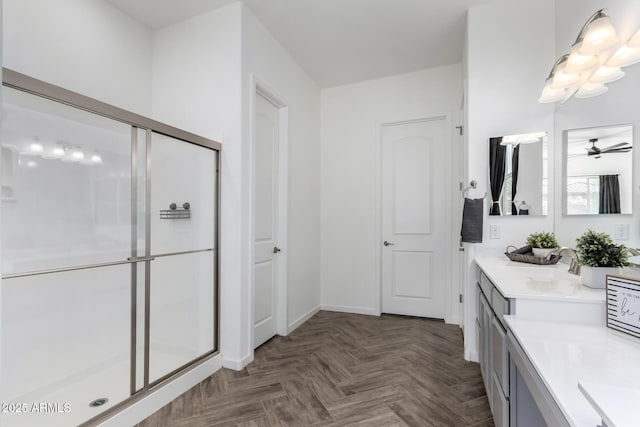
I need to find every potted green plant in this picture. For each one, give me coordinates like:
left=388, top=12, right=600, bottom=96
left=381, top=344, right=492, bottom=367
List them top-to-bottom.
left=576, top=229, right=629, bottom=288
left=526, top=231, right=559, bottom=258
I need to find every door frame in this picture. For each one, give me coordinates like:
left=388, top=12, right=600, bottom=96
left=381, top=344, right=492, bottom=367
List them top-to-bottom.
left=248, top=76, right=289, bottom=352
left=374, top=113, right=457, bottom=323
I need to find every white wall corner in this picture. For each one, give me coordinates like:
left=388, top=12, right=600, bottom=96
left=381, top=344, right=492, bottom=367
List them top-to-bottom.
left=287, top=305, right=321, bottom=334
left=222, top=352, right=254, bottom=371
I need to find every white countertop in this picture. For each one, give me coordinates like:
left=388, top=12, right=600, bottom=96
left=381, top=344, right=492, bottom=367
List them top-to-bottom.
left=475, top=255, right=605, bottom=303
left=505, top=316, right=640, bottom=427
left=579, top=381, right=640, bottom=427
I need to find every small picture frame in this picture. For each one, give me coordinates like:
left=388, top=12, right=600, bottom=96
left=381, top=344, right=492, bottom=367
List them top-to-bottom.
left=606, top=275, right=640, bottom=338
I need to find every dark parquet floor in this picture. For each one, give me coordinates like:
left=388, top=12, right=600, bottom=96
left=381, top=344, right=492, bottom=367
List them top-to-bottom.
left=138, top=311, right=493, bottom=427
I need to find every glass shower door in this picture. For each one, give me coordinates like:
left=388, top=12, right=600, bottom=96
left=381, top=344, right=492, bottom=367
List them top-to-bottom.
left=0, top=74, right=220, bottom=426
left=0, top=87, right=134, bottom=426
left=147, top=132, right=217, bottom=384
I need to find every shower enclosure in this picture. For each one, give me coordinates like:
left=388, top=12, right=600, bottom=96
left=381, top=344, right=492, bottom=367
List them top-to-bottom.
left=0, top=69, right=220, bottom=426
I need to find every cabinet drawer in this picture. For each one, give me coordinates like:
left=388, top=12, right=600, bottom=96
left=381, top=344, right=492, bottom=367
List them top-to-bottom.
left=479, top=272, right=493, bottom=301
left=492, top=287, right=509, bottom=326
left=492, top=317, right=509, bottom=397
left=491, top=372, right=509, bottom=427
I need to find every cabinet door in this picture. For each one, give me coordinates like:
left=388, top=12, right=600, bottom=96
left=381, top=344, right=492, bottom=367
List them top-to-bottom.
left=477, top=285, right=485, bottom=376
left=480, top=292, right=493, bottom=409
left=492, top=317, right=509, bottom=397
left=492, top=372, right=509, bottom=427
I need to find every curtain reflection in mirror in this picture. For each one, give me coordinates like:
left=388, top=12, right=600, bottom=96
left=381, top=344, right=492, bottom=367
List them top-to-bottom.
left=489, top=137, right=505, bottom=215
left=599, top=175, right=621, bottom=214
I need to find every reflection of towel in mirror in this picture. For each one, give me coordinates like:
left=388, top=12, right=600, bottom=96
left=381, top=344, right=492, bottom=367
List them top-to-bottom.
left=461, top=198, right=484, bottom=243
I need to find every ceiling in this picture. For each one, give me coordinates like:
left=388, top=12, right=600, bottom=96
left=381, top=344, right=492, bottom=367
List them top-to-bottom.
left=106, top=0, right=493, bottom=88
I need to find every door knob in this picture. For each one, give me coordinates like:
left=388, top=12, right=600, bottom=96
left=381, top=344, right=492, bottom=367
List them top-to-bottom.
left=384, top=241, right=395, bottom=246
left=273, top=246, right=281, bottom=254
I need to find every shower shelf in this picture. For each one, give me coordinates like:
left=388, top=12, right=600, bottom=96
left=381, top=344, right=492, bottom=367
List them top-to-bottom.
left=160, top=209, right=190, bottom=219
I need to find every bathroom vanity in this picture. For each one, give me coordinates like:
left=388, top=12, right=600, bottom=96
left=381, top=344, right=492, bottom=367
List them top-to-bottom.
left=473, top=256, right=640, bottom=426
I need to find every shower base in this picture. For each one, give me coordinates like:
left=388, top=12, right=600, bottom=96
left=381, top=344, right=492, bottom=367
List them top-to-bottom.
left=1, top=348, right=191, bottom=427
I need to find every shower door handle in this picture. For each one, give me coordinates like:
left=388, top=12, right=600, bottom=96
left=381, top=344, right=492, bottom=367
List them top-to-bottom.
left=273, top=246, right=281, bottom=254
left=127, top=256, right=156, bottom=263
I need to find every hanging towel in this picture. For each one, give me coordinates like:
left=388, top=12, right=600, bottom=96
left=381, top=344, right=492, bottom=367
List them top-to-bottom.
left=461, top=198, right=484, bottom=243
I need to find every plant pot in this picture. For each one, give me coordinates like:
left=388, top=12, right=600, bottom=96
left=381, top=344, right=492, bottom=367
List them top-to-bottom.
left=532, top=247, right=556, bottom=258
left=580, top=266, right=620, bottom=289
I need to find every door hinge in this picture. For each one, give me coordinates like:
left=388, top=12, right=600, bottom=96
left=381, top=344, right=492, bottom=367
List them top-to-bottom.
left=455, top=125, right=464, bottom=136
left=459, top=294, right=464, bottom=303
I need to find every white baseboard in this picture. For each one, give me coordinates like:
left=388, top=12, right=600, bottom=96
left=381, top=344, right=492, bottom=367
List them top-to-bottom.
left=320, top=304, right=378, bottom=316
left=287, top=305, right=321, bottom=334
left=465, top=349, right=479, bottom=363
left=222, top=352, right=253, bottom=370
left=98, top=355, right=222, bottom=427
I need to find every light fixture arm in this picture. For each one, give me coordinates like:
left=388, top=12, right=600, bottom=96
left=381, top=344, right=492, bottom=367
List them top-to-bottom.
left=572, top=9, right=606, bottom=46
left=545, top=54, right=569, bottom=80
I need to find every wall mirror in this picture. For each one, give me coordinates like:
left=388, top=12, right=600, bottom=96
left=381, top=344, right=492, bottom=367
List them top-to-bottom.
left=564, top=125, right=633, bottom=215
left=489, top=132, right=548, bottom=216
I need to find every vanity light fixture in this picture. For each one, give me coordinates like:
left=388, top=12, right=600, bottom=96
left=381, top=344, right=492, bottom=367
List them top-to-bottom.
left=539, top=10, right=640, bottom=103
left=500, top=132, right=547, bottom=145
left=21, top=137, right=44, bottom=155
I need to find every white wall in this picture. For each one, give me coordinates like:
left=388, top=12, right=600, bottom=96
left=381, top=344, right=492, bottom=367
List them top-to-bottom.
left=3, top=0, right=152, bottom=115
left=464, top=0, right=555, bottom=360
left=553, top=0, right=640, bottom=248
left=150, top=3, right=244, bottom=368
left=241, top=6, right=322, bottom=337
left=320, top=65, right=462, bottom=318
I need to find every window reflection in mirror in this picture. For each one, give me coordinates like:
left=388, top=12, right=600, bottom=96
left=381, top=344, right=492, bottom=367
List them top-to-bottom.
left=564, top=125, right=633, bottom=215
left=489, top=132, right=548, bottom=216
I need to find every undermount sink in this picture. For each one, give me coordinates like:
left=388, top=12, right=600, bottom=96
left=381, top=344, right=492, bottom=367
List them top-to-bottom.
left=492, top=265, right=582, bottom=294
left=519, top=267, right=577, bottom=281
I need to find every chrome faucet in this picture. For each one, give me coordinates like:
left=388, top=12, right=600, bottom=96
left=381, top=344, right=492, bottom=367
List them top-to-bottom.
left=546, top=247, right=581, bottom=275
left=625, top=247, right=640, bottom=256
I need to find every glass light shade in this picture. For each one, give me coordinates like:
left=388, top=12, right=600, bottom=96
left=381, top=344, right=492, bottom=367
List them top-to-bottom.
left=578, top=16, right=619, bottom=55
left=628, top=30, right=640, bottom=48
left=566, top=44, right=600, bottom=74
left=606, top=45, right=640, bottom=68
left=550, top=61, right=581, bottom=89
left=588, top=66, right=625, bottom=83
left=538, top=79, right=567, bottom=103
left=574, top=82, right=608, bottom=98
left=500, top=132, right=547, bottom=145
left=29, top=142, right=44, bottom=153
left=42, top=144, right=66, bottom=159
left=62, top=147, right=85, bottom=162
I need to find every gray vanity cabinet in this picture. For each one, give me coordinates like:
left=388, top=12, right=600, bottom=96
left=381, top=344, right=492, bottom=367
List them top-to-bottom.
left=476, top=269, right=512, bottom=427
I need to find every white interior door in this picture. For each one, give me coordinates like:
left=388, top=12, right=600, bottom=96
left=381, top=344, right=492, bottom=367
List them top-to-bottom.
left=253, top=93, right=280, bottom=348
left=381, top=118, right=449, bottom=318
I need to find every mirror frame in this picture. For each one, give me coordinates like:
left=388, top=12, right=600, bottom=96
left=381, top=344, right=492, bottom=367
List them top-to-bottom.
left=562, top=123, right=634, bottom=217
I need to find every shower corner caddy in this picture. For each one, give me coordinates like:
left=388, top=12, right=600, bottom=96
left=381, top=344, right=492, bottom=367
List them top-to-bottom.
left=160, top=202, right=191, bottom=219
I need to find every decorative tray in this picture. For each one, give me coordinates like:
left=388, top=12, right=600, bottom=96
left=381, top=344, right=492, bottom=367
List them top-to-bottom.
left=504, top=245, right=561, bottom=265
